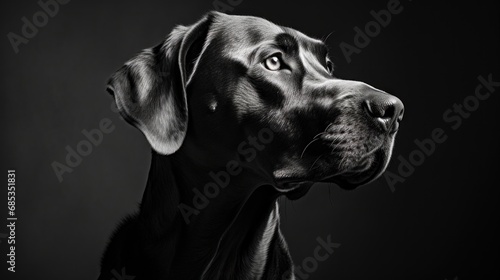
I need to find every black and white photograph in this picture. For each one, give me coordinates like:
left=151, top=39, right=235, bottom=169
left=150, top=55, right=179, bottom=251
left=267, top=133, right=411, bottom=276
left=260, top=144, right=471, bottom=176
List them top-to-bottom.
left=1, top=0, right=499, bottom=279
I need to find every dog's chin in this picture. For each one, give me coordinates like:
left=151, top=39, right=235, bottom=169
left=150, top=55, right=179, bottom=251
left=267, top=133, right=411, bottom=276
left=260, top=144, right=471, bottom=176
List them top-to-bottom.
left=275, top=139, right=394, bottom=197
left=324, top=148, right=390, bottom=190
left=275, top=150, right=386, bottom=199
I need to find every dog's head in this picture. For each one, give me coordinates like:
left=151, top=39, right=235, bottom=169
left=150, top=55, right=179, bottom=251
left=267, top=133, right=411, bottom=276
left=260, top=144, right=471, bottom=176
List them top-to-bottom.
left=107, top=12, right=404, bottom=195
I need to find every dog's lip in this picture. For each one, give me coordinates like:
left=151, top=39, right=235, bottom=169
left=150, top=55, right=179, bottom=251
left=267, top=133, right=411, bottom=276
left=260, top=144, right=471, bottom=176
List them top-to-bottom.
left=274, top=142, right=388, bottom=191
left=318, top=148, right=386, bottom=189
left=278, top=181, right=315, bottom=200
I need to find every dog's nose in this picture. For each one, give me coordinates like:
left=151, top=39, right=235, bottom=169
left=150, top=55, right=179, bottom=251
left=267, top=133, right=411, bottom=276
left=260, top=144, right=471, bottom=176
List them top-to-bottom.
left=363, top=91, right=404, bottom=133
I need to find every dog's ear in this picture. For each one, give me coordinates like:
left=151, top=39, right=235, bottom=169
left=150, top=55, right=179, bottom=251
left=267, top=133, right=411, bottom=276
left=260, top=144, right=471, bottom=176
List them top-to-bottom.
left=106, top=13, right=215, bottom=154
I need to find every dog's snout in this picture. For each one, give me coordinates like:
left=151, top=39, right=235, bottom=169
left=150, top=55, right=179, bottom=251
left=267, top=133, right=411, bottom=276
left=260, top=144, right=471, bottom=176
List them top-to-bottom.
left=363, top=91, right=404, bottom=133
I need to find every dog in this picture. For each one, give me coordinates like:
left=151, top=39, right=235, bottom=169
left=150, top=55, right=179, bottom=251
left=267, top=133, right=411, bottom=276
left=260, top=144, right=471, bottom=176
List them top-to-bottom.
left=98, top=11, right=404, bottom=280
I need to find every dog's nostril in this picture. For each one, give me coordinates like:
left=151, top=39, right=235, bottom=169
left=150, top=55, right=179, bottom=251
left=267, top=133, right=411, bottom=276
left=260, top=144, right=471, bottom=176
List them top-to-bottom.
left=363, top=93, right=404, bottom=132
left=364, top=99, right=398, bottom=119
left=381, top=104, right=395, bottom=119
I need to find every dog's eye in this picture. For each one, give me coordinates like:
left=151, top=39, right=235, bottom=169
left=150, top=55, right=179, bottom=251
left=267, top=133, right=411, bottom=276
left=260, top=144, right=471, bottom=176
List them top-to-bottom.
left=264, top=56, right=282, bottom=71
left=326, top=59, right=334, bottom=74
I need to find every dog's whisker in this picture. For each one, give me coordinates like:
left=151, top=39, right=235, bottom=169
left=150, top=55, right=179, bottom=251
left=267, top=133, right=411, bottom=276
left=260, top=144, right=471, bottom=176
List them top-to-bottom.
left=322, top=31, right=335, bottom=44
left=312, top=124, right=334, bottom=141
left=313, top=132, right=327, bottom=139
left=300, top=138, right=320, bottom=159
left=330, top=141, right=342, bottom=155
left=359, top=144, right=382, bottom=160
left=339, top=154, right=351, bottom=171
left=309, top=155, right=323, bottom=170
left=318, top=170, right=345, bottom=181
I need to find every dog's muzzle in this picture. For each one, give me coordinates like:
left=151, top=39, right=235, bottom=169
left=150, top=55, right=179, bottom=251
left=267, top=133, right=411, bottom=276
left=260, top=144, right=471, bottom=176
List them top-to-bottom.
left=308, top=82, right=405, bottom=189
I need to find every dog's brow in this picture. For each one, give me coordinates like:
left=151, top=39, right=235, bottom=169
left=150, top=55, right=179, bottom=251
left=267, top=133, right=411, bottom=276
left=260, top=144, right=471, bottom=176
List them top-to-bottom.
left=274, top=33, right=299, bottom=54
left=306, top=41, right=329, bottom=60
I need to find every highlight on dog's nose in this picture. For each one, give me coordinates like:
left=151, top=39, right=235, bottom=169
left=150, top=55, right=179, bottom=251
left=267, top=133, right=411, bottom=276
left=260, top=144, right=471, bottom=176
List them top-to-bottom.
left=363, top=91, right=404, bottom=133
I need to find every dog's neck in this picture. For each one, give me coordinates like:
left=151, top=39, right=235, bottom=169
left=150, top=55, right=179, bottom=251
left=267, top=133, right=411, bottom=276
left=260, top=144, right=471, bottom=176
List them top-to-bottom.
left=138, top=152, right=290, bottom=279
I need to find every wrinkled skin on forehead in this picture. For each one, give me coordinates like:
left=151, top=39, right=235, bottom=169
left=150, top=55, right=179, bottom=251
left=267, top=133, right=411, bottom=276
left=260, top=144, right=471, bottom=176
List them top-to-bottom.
left=184, top=13, right=396, bottom=194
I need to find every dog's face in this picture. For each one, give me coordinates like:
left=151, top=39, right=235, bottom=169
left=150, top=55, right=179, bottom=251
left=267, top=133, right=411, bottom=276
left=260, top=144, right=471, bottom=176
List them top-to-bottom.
left=108, top=12, right=404, bottom=194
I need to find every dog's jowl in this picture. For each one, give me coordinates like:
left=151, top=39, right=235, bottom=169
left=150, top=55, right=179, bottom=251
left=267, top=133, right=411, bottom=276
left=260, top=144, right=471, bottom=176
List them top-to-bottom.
left=99, top=11, right=404, bottom=280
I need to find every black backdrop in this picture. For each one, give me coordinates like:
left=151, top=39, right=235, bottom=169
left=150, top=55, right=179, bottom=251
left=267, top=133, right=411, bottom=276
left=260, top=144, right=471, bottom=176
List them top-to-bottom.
left=1, top=0, right=499, bottom=279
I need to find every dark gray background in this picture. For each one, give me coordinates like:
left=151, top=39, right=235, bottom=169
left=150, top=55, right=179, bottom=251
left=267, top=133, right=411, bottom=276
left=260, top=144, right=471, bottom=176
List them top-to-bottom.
left=1, top=0, right=499, bottom=279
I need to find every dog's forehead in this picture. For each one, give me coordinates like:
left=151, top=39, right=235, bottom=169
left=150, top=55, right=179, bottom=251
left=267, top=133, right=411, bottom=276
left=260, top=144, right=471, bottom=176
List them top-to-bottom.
left=210, top=13, right=325, bottom=56
left=212, top=14, right=282, bottom=43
